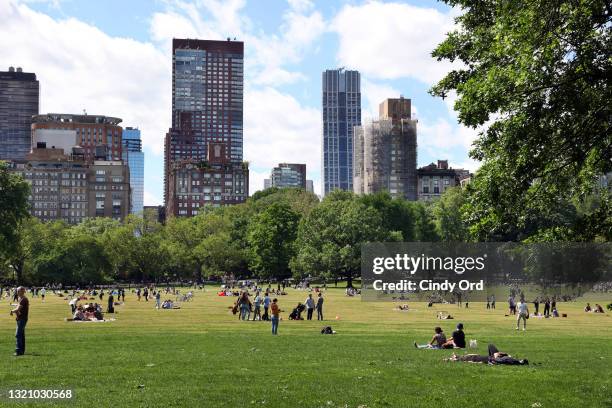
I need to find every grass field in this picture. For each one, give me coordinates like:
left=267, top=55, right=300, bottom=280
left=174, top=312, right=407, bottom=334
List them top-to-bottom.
left=1, top=286, right=611, bottom=408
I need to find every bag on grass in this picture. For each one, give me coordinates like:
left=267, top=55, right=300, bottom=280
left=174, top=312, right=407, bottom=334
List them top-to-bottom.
left=321, top=326, right=334, bottom=334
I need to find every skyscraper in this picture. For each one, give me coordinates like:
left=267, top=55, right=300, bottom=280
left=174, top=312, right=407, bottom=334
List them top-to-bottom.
left=164, top=38, right=248, bottom=215
left=0, top=66, right=39, bottom=161
left=322, top=68, right=361, bottom=196
left=353, top=97, right=417, bottom=200
left=122, top=127, right=144, bottom=214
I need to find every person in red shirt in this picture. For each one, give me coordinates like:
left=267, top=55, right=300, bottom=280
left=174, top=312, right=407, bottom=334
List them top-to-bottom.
left=10, top=287, right=29, bottom=356
left=270, top=298, right=280, bottom=335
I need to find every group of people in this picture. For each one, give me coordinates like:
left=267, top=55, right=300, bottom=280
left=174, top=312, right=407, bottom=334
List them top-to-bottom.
left=71, top=303, right=105, bottom=321
left=584, top=303, right=605, bottom=313
left=415, top=323, right=466, bottom=349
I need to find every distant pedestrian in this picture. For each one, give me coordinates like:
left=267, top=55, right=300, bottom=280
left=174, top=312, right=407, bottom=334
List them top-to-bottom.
left=10, top=287, right=29, bottom=356
left=40, top=287, right=46, bottom=302
left=136, top=288, right=141, bottom=301
left=155, top=291, right=161, bottom=309
left=252, top=292, right=262, bottom=321
left=107, top=293, right=115, bottom=313
left=262, top=293, right=271, bottom=321
left=316, top=293, right=324, bottom=320
left=305, top=294, right=315, bottom=320
left=491, top=294, right=496, bottom=309
left=486, top=296, right=490, bottom=310
left=533, top=297, right=540, bottom=315
left=270, top=298, right=280, bottom=335
left=543, top=298, right=551, bottom=317
left=516, top=299, right=529, bottom=331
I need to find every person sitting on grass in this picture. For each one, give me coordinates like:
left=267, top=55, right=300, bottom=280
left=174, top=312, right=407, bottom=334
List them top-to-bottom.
left=584, top=303, right=592, bottom=312
left=594, top=304, right=604, bottom=313
left=73, top=305, right=85, bottom=321
left=442, top=323, right=466, bottom=348
left=414, top=327, right=448, bottom=349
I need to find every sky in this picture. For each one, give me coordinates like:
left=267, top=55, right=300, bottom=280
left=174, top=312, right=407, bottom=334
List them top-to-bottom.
left=0, top=0, right=481, bottom=205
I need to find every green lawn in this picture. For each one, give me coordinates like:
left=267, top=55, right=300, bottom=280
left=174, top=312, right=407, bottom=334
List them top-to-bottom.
left=1, top=287, right=611, bottom=407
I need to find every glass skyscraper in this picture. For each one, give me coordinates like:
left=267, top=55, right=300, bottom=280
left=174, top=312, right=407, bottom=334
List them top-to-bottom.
left=0, top=67, right=39, bottom=161
left=322, top=69, right=361, bottom=196
left=122, top=127, right=144, bottom=214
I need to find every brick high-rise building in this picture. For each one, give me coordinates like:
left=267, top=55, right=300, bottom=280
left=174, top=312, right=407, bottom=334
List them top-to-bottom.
left=164, top=38, right=248, bottom=214
left=0, top=66, right=39, bottom=161
left=31, top=113, right=123, bottom=162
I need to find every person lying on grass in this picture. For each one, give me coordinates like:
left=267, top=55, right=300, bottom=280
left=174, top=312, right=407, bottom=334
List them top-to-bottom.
left=162, top=300, right=180, bottom=309
left=414, top=326, right=448, bottom=349
left=445, top=344, right=528, bottom=365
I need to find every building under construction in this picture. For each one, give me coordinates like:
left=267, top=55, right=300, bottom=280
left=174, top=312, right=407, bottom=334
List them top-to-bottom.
left=353, top=97, right=417, bottom=200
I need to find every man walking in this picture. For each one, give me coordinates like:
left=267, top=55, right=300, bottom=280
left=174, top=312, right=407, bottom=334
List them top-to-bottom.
left=10, top=287, right=29, bottom=356
left=316, top=293, right=324, bottom=320
left=305, top=294, right=315, bottom=320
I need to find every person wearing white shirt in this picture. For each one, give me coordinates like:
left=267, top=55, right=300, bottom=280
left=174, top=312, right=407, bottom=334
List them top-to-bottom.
left=304, top=294, right=315, bottom=320
left=516, top=299, right=529, bottom=331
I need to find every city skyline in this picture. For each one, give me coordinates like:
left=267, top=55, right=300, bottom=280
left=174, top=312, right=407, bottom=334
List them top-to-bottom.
left=0, top=0, right=481, bottom=205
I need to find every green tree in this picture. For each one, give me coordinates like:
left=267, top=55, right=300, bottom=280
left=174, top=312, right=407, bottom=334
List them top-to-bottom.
left=431, top=0, right=612, bottom=241
left=0, top=162, right=30, bottom=282
left=433, top=187, right=470, bottom=241
left=358, top=192, right=416, bottom=241
left=291, top=198, right=392, bottom=287
left=247, top=202, right=300, bottom=280
left=413, top=202, right=440, bottom=242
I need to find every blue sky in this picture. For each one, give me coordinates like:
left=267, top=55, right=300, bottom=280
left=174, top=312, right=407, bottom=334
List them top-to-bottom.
left=1, top=0, right=480, bottom=204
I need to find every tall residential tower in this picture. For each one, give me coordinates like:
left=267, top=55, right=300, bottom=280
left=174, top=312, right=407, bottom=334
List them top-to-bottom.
left=164, top=38, right=248, bottom=216
left=0, top=67, right=39, bottom=161
left=322, top=69, right=361, bottom=196
left=353, top=97, right=418, bottom=200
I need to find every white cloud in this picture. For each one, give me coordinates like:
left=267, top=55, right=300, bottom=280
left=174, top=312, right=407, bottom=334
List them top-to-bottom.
left=1, top=1, right=171, bottom=156
left=332, top=1, right=459, bottom=84
left=361, top=79, right=403, bottom=120
left=244, top=87, right=321, bottom=195
left=144, top=190, right=162, bottom=206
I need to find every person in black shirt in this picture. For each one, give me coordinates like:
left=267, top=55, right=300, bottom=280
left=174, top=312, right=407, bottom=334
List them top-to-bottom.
left=10, top=287, right=29, bottom=356
left=443, top=323, right=466, bottom=348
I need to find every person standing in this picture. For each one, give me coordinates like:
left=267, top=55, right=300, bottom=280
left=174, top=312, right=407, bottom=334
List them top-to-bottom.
left=10, top=287, right=29, bottom=356
left=40, top=287, right=46, bottom=303
left=136, top=288, right=141, bottom=301
left=144, top=288, right=149, bottom=302
left=155, top=291, right=161, bottom=309
left=252, top=292, right=262, bottom=321
left=107, top=293, right=115, bottom=314
left=262, top=293, right=271, bottom=321
left=316, top=293, right=324, bottom=320
left=305, top=294, right=315, bottom=320
left=491, top=294, right=496, bottom=309
left=486, top=295, right=490, bottom=310
left=533, top=297, right=540, bottom=316
left=270, top=298, right=280, bottom=335
left=543, top=298, right=551, bottom=317
left=516, top=299, right=529, bottom=331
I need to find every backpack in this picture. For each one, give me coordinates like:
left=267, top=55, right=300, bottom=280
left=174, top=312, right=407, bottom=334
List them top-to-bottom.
left=321, top=326, right=334, bottom=334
